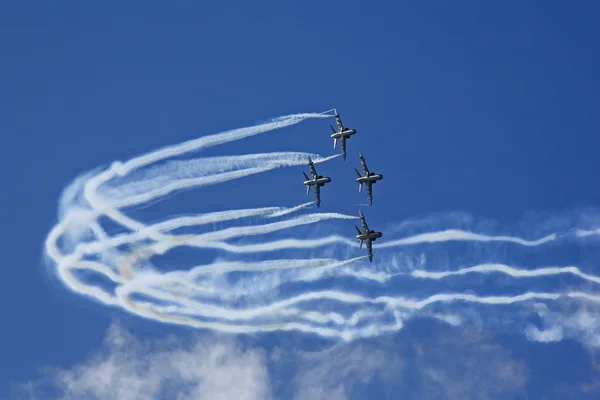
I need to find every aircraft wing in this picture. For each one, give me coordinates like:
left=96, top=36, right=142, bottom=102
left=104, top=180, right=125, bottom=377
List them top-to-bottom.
left=334, top=109, right=344, bottom=131
left=359, top=153, right=370, bottom=175
left=307, top=157, right=318, bottom=178
left=366, top=182, right=373, bottom=205
left=314, top=184, right=321, bottom=207
left=359, top=211, right=369, bottom=233
left=366, top=239, right=373, bottom=262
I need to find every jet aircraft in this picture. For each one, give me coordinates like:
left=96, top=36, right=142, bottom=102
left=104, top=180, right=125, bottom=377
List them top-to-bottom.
left=330, top=108, right=357, bottom=160
left=354, top=153, right=384, bottom=205
left=302, top=156, right=332, bottom=208
left=354, top=210, right=383, bottom=262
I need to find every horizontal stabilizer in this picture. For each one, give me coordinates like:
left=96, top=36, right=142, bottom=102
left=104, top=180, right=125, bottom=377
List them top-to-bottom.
left=330, top=124, right=337, bottom=134
left=355, top=168, right=362, bottom=178
left=302, top=171, right=310, bottom=181
left=355, top=225, right=362, bottom=235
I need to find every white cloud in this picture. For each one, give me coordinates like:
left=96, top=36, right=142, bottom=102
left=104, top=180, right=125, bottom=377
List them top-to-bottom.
left=530, top=301, right=600, bottom=349
left=566, top=309, right=600, bottom=348
left=23, top=319, right=588, bottom=400
left=20, top=322, right=272, bottom=400
left=267, top=324, right=528, bottom=400
left=525, top=325, right=564, bottom=343
left=408, top=327, right=528, bottom=399
left=290, top=341, right=404, bottom=400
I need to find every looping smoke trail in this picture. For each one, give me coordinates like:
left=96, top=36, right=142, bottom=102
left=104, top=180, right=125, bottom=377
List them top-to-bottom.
left=44, top=111, right=600, bottom=344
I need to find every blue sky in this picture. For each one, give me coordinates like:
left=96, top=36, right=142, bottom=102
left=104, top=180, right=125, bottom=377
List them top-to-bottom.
left=2, top=1, right=600, bottom=399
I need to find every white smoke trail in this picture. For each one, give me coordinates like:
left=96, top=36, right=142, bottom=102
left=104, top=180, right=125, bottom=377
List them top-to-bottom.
left=43, top=110, right=600, bottom=345
left=113, top=113, right=332, bottom=175
left=100, top=153, right=342, bottom=208
left=172, top=228, right=556, bottom=254
left=379, top=229, right=557, bottom=247
left=412, top=263, right=600, bottom=285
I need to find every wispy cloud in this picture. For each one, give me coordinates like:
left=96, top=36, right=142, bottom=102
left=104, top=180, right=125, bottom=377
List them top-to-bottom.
left=18, top=319, right=600, bottom=400
left=19, top=322, right=272, bottom=400
left=280, top=324, right=528, bottom=400
left=408, top=326, right=527, bottom=399
left=289, top=340, right=404, bottom=400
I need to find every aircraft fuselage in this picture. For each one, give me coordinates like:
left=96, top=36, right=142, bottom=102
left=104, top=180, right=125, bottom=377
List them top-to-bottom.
left=330, top=128, right=356, bottom=140
left=356, top=173, right=384, bottom=184
left=304, top=177, right=332, bottom=186
left=356, top=230, right=383, bottom=241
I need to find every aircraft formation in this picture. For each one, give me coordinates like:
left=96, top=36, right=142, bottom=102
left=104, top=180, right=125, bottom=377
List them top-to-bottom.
left=302, top=108, right=384, bottom=262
